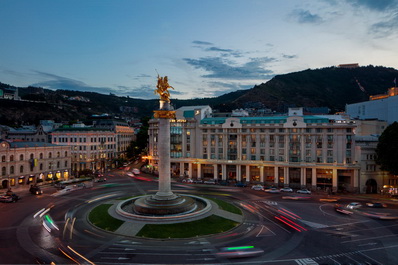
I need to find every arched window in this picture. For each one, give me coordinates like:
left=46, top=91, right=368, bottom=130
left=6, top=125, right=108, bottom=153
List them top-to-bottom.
left=65, top=151, right=68, bottom=157
left=48, top=152, right=52, bottom=159
left=57, top=152, right=60, bottom=158
left=30, top=153, right=34, bottom=159
left=40, top=153, right=43, bottom=159
left=20, top=154, right=24, bottom=161
left=1, top=155, right=5, bottom=162
left=10, top=155, right=14, bottom=161
left=57, top=161, right=60, bottom=168
left=65, top=161, right=68, bottom=167
left=39, top=163, right=43, bottom=170
left=20, top=165, right=24, bottom=173
left=10, top=166, right=14, bottom=174
left=1, top=167, right=6, bottom=176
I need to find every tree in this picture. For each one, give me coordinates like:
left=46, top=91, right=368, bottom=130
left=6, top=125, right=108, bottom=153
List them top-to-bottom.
left=375, top=122, right=398, bottom=175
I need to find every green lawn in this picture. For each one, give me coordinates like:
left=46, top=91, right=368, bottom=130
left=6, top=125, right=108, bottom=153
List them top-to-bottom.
left=205, top=197, right=242, bottom=215
left=88, top=204, right=124, bottom=232
left=136, top=215, right=239, bottom=238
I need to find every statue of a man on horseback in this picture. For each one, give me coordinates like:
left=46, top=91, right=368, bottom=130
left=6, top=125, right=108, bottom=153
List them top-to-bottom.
left=155, top=75, right=174, bottom=102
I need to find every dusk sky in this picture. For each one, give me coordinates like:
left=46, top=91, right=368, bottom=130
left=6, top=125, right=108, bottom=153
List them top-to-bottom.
left=1, top=0, right=398, bottom=100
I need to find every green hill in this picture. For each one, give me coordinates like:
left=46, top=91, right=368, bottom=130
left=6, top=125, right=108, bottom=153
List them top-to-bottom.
left=1, top=65, right=397, bottom=126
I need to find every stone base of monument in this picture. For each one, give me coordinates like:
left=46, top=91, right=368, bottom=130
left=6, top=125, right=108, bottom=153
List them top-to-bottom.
left=116, top=194, right=212, bottom=223
left=133, top=194, right=197, bottom=215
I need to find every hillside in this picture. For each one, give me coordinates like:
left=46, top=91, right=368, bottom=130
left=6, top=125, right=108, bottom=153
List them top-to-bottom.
left=1, top=65, right=397, bottom=126
left=234, top=65, right=398, bottom=112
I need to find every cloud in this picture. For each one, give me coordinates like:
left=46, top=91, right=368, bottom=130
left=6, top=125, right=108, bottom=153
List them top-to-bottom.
left=345, top=0, right=398, bottom=11
left=290, top=9, right=323, bottom=24
left=370, top=14, right=398, bottom=37
left=192, top=40, right=213, bottom=45
left=282, top=54, right=298, bottom=59
left=183, top=56, right=275, bottom=80
left=32, top=71, right=113, bottom=94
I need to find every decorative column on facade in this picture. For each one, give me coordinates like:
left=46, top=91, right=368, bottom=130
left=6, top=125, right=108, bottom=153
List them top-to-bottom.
left=180, top=163, right=184, bottom=178
left=188, top=163, right=193, bottom=178
left=197, top=163, right=202, bottom=180
left=213, top=164, right=218, bottom=179
left=221, top=164, right=226, bottom=180
left=236, top=165, right=241, bottom=182
left=245, top=165, right=250, bottom=182
left=260, top=166, right=264, bottom=183
left=274, top=166, right=279, bottom=185
left=284, top=167, right=289, bottom=186
left=300, top=167, right=306, bottom=187
left=312, top=168, right=317, bottom=190
left=332, top=168, right=338, bottom=192
left=353, top=169, right=359, bottom=193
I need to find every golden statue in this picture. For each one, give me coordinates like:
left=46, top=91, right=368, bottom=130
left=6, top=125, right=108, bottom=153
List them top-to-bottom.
left=155, top=75, right=174, bottom=102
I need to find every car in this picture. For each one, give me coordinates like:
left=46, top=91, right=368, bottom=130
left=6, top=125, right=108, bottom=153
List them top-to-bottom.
left=132, top=168, right=140, bottom=175
left=94, top=177, right=107, bottom=182
left=182, top=178, right=193, bottom=183
left=193, top=179, right=204, bottom=184
left=204, top=179, right=216, bottom=184
left=219, top=180, right=229, bottom=186
left=235, top=182, right=247, bottom=187
left=251, top=184, right=264, bottom=191
left=29, top=185, right=43, bottom=195
left=280, top=187, right=293, bottom=192
left=264, top=188, right=280, bottom=193
left=297, top=189, right=311, bottom=194
left=0, top=193, right=20, bottom=203
left=346, top=202, right=362, bottom=209
left=366, top=202, right=387, bottom=208
left=334, top=204, right=353, bottom=215
left=216, top=246, right=264, bottom=259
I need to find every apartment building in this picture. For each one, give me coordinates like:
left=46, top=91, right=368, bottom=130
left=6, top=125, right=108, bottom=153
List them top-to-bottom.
left=148, top=106, right=360, bottom=193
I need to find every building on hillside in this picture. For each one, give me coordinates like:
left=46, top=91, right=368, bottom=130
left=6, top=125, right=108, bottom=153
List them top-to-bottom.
left=338, top=63, right=359, bottom=68
left=0, top=87, right=19, bottom=100
left=346, top=87, right=398, bottom=124
left=148, top=106, right=360, bottom=193
left=2, top=120, right=62, bottom=143
left=0, top=140, right=71, bottom=190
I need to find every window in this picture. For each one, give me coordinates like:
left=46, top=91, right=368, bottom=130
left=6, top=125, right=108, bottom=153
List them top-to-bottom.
left=65, top=151, right=68, bottom=157
left=49, top=152, right=52, bottom=159
left=57, top=152, right=60, bottom=158
left=30, top=153, right=34, bottom=159
left=40, top=153, right=43, bottom=159
left=20, top=154, right=24, bottom=161
left=10, top=155, right=14, bottom=162
left=1, top=156, right=5, bottom=162
left=65, top=161, right=68, bottom=167
left=40, top=163, right=43, bottom=170
left=20, top=165, right=24, bottom=173
left=10, top=166, right=14, bottom=174
left=1, top=167, right=6, bottom=176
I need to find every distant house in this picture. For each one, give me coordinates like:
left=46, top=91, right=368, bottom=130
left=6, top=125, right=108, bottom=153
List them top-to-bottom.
left=338, top=63, right=359, bottom=69
left=0, top=87, right=20, bottom=100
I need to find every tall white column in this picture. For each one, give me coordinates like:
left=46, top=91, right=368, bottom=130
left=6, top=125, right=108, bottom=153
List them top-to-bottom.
left=154, top=118, right=175, bottom=199
left=197, top=163, right=202, bottom=179
left=213, top=164, right=218, bottom=179
left=222, top=164, right=226, bottom=180
left=236, top=165, right=241, bottom=181
left=246, top=165, right=250, bottom=182
left=274, top=166, right=278, bottom=185
left=332, top=168, right=338, bottom=192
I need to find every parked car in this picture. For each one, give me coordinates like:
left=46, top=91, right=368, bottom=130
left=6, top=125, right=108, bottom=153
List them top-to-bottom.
left=182, top=178, right=193, bottom=183
left=193, top=179, right=204, bottom=184
left=204, top=179, right=216, bottom=184
left=219, top=180, right=229, bottom=186
left=235, top=182, right=247, bottom=187
left=251, top=184, right=264, bottom=191
left=29, top=185, right=43, bottom=195
left=280, top=187, right=293, bottom=192
left=264, top=188, right=280, bottom=193
left=297, top=189, right=311, bottom=194
left=0, top=193, right=20, bottom=203
left=346, top=202, right=362, bottom=209
left=366, top=202, right=387, bottom=208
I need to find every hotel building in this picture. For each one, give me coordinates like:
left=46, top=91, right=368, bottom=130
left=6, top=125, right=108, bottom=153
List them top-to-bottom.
left=148, top=106, right=360, bottom=193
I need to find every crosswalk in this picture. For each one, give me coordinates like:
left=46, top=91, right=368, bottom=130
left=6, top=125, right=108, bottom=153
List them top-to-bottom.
left=295, top=258, right=319, bottom=265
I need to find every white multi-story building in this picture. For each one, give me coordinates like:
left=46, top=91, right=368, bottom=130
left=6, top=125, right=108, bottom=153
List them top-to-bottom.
left=346, top=87, right=398, bottom=125
left=148, top=106, right=360, bottom=193
left=0, top=140, right=71, bottom=190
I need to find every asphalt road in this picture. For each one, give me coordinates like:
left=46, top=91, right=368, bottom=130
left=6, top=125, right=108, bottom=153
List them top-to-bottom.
left=1, top=169, right=397, bottom=265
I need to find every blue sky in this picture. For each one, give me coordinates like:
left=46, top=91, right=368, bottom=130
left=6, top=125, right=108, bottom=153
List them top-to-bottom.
left=1, top=0, right=398, bottom=100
